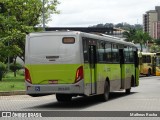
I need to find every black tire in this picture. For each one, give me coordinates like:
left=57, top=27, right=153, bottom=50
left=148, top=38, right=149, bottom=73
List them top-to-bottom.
left=146, top=69, right=151, bottom=76
left=131, top=76, right=135, bottom=87
left=125, top=77, right=132, bottom=94
left=100, top=81, right=110, bottom=102
left=125, top=88, right=131, bottom=94
left=28, top=94, right=40, bottom=97
left=56, top=94, right=72, bottom=102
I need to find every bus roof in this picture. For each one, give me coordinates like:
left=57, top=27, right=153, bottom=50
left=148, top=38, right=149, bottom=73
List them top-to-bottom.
left=28, top=31, right=137, bottom=47
left=80, top=31, right=136, bottom=47
left=139, top=52, right=156, bottom=55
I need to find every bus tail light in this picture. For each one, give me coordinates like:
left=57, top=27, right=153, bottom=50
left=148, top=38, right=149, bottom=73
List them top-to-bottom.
left=75, top=66, right=84, bottom=83
left=25, top=68, right=32, bottom=84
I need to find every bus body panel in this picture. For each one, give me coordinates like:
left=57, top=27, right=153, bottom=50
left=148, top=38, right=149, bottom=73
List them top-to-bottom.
left=26, top=33, right=81, bottom=85
left=155, top=53, right=160, bottom=76
left=25, top=64, right=82, bottom=84
left=96, top=64, right=121, bottom=92
left=121, top=64, right=135, bottom=89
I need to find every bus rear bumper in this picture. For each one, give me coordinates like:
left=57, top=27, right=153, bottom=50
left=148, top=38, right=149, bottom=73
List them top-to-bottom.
left=25, top=80, right=84, bottom=95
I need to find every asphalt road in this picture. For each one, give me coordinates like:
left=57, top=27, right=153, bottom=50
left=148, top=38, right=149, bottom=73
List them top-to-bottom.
left=0, top=76, right=160, bottom=119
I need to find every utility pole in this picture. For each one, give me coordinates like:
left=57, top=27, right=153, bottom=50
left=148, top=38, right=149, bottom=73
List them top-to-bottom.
left=42, top=0, right=45, bottom=31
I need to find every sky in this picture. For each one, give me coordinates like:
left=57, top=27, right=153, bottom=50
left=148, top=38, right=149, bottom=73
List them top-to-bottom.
left=47, top=0, right=160, bottom=27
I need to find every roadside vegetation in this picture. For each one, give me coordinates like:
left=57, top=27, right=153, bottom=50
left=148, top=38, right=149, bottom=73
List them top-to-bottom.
left=0, top=0, right=60, bottom=92
left=0, top=70, right=24, bottom=92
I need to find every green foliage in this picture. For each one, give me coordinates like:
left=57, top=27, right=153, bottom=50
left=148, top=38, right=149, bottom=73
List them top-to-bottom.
left=0, top=0, right=60, bottom=62
left=0, top=2, right=5, bottom=13
left=90, top=22, right=143, bottom=30
left=123, top=28, right=136, bottom=42
left=123, top=29, right=152, bottom=52
left=134, top=30, right=152, bottom=52
left=150, top=39, right=160, bottom=53
left=155, top=39, right=160, bottom=45
left=150, top=44, right=160, bottom=53
left=0, top=62, right=7, bottom=81
left=0, top=62, right=6, bottom=71
left=9, top=63, right=23, bottom=72
left=4, top=71, right=24, bottom=78
left=0, top=78, right=25, bottom=91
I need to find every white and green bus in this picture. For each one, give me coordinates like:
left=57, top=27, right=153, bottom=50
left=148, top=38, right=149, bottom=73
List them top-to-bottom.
left=25, top=31, right=139, bottom=102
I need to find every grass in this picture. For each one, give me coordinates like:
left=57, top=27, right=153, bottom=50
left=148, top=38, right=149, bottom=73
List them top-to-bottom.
left=0, top=70, right=25, bottom=92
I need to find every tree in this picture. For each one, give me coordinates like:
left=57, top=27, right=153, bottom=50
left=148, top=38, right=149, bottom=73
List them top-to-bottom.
left=0, top=0, right=60, bottom=63
left=0, top=2, right=5, bottom=13
left=104, top=23, right=114, bottom=28
left=115, top=23, right=123, bottom=28
left=96, top=24, right=104, bottom=28
left=134, top=24, right=143, bottom=30
left=123, top=28, right=136, bottom=42
left=123, top=29, right=152, bottom=52
left=134, top=30, right=152, bottom=52
left=150, top=38, right=160, bottom=53
left=155, top=38, right=160, bottom=45
left=150, top=44, right=160, bottom=53
left=0, top=62, right=7, bottom=81
left=10, top=62, right=23, bottom=77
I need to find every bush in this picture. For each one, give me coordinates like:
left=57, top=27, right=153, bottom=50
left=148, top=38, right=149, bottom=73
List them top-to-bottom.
left=0, top=62, right=7, bottom=81
left=9, top=63, right=23, bottom=72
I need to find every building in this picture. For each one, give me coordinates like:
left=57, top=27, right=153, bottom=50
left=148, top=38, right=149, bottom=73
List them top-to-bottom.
left=143, top=6, right=160, bottom=39
left=153, top=21, right=160, bottom=39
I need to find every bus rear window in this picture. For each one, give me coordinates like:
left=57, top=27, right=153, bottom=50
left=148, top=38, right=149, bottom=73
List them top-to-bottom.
left=62, top=37, right=75, bottom=44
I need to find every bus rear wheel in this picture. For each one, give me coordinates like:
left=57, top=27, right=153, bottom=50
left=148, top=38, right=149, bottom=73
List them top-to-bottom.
left=100, top=81, right=110, bottom=102
left=125, top=88, right=131, bottom=94
left=56, top=94, right=72, bottom=102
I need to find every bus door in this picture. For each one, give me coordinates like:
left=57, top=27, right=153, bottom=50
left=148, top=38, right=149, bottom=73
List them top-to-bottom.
left=88, top=45, right=97, bottom=94
left=119, top=49, right=124, bottom=89
left=133, top=51, right=138, bottom=86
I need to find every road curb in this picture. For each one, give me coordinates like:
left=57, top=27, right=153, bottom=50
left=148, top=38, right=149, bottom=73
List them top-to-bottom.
left=0, top=91, right=26, bottom=96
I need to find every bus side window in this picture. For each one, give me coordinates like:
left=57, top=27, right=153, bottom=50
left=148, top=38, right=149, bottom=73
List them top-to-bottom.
left=82, top=38, right=89, bottom=63
left=97, top=41, right=105, bottom=62
left=105, top=42, right=112, bottom=63
left=112, top=44, right=119, bottom=63
left=124, top=46, right=129, bottom=63
left=129, top=47, right=134, bottom=63
left=142, top=55, right=146, bottom=63
left=146, top=55, right=151, bottom=63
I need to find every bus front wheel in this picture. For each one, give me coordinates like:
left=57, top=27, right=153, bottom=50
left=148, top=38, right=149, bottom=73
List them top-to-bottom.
left=146, top=69, right=151, bottom=76
left=56, top=94, right=72, bottom=102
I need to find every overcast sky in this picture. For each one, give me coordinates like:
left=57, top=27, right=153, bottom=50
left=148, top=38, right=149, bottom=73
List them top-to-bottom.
left=47, top=0, right=160, bottom=27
